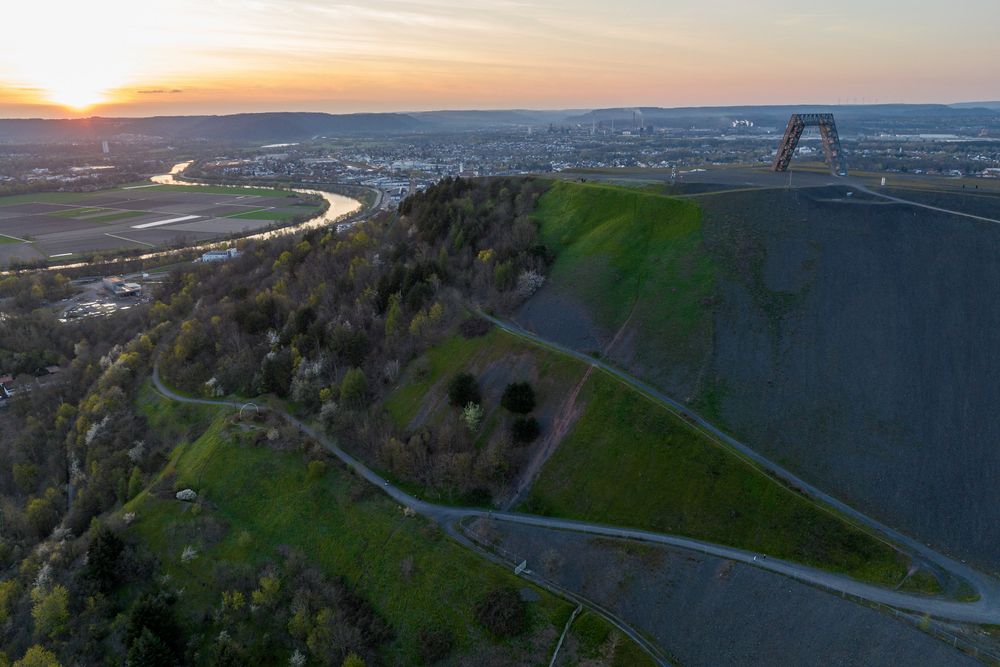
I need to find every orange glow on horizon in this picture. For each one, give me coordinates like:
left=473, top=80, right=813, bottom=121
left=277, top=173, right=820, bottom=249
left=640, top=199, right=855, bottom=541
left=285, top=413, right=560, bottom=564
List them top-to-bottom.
left=0, top=1, right=997, bottom=118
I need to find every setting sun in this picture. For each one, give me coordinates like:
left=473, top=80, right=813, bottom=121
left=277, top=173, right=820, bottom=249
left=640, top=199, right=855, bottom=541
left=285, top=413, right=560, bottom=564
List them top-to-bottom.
left=0, top=0, right=998, bottom=117
left=1, top=0, right=146, bottom=112
left=37, top=76, right=116, bottom=110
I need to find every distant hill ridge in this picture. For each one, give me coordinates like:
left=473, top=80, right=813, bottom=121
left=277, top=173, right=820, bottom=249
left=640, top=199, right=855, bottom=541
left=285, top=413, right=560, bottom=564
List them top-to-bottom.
left=1, top=103, right=997, bottom=143
left=0, top=111, right=426, bottom=143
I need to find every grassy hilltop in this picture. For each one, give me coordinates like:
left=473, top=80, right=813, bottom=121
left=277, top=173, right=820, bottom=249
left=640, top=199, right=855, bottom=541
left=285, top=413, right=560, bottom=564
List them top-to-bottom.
left=515, top=176, right=1000, bottom=573
left=521, top=182, right=717, bottom=395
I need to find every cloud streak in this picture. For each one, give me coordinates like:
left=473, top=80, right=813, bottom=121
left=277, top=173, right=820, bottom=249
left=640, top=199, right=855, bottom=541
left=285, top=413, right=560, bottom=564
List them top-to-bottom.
left=0, top=0, right=997, bottom=116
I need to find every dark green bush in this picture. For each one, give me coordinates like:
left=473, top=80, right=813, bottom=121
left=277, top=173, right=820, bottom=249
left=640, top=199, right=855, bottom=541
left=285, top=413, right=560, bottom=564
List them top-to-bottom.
left=447, top=373, right=480, bottom=408
left=501, top=382, right=535, bottom=414
left=511, top=416, right=540, bottom=444
left=474, top=586, right=527, bottom=637
left=417, top=627, right=454, bottom=664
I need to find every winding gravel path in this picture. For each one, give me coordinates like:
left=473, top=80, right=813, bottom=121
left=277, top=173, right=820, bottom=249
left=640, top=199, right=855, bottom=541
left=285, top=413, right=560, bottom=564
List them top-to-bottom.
left=152, top=342, right=1000, bottom=625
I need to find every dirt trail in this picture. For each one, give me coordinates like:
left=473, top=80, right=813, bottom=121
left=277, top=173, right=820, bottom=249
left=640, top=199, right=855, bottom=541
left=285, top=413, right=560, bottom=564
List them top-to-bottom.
left=604, top=300, right=638, bottom=357
left=502, top=307, right=637, bottom=510
left=503, top=365, right=593, bottom=510
left=406, top=376, right=447, bottom=430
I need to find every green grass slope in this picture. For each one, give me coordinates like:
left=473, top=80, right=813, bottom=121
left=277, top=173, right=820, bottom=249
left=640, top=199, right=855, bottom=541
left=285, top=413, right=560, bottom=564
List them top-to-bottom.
left=531, top=181, right=717, bottom=390
left=0, top=191, right=87, bottom=206
left=389, top=327, right=931, bottom=590
left=519, top=368, right=923, bottom=588
left=127, top=386, right=649, bottom=664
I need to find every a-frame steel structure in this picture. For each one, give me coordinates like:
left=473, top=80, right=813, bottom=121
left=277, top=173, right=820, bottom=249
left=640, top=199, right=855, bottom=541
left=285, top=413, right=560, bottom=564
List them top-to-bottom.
left=773, top=113, right=847, bottom=175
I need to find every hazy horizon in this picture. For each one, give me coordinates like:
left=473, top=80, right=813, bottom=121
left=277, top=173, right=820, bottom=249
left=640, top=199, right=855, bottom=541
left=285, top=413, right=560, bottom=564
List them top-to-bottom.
left=1, top=0, right=998, bottom=119
left=2, top=99, right=1000, bottom=123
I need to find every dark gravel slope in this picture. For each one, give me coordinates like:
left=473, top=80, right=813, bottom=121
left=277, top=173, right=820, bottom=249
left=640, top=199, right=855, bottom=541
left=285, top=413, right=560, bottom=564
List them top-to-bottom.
left=519, top=184, right=1000, bottom=571
left=700, top=188, right=1000, bottom=571
left=489, top=521, right=979, bottom=667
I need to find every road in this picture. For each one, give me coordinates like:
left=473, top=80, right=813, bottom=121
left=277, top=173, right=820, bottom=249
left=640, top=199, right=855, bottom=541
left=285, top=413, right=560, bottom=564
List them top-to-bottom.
left=856, top=185, right=1000, bottom=226
left=151, top=345, right=1000, bottom=625
left=150, top=366, right=670, bottom=665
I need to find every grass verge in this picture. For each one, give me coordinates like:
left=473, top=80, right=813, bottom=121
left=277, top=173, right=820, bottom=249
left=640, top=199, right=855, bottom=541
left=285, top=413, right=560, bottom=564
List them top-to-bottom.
left=151, top=183, right=296, bottom=197
left=49, top=206, right=105, bottom=217
left=226, top=208, right=313, bottom=221
left=387, top=324, right=930, bottom=590
left=569, top=612, right=658, bottom=667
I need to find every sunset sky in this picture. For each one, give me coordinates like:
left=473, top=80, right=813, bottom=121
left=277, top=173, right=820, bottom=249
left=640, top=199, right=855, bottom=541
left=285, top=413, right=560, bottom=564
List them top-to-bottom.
left=0, top=0, right=997, bottom=118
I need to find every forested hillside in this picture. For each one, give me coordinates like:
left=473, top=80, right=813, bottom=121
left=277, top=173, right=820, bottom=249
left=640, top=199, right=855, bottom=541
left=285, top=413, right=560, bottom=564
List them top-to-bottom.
left=1, top=175, right=963, bottom=665
left=1, top=177, right=658, bottom=666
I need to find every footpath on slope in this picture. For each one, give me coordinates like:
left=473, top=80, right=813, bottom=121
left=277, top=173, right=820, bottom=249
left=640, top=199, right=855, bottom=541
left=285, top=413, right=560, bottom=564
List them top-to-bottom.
left=150, top=361, right=1000, bottom=624
left=149, top=365, right=670, bottom=666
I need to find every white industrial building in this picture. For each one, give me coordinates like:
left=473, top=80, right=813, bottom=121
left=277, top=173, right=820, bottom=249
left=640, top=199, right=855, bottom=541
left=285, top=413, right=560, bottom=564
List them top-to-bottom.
left=200, top=248, right=240, bottom=263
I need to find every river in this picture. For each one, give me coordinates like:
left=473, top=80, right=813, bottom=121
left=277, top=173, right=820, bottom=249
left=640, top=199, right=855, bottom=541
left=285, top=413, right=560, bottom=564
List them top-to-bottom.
left=152, top=161, right=362, bottom=238
left=16, top=162, right=365, bottom=272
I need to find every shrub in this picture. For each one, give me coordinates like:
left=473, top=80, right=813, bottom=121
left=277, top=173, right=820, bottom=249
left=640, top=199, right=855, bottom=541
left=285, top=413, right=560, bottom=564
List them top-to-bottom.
left=516, top=269, right=545, bottom=298
left=458, top=318, right=491, bottom=338
left=260, top=348, right=295, bottom=397
left=340, top=368, right=368, bottom=406
left=447, top=373, right=480, bottom=408
left=501, top=382, right=535, bottom=414
left=462, top=402, right=484, bottom=432
left=511, top=416, right=541, bottom=444
left=307, top=460, right=328, bottom=481
left=12, top=462, right=39, bottom=494
left=127, top=466, right=144, bottom=501
left=462, top=488, right=493, bottom=506
left=26, top=489, right=60, bottom=539
left=85, top=526, right=125, bottom=593
left=251, top=575, right=281, bottom=608
left=0, top=579, right=17, bottom=624
left=31, top=584, right=69, bottom=638
left=473, top=586, right=527, bottom=637
left=125, top=593, right=180, bottom=654
left=126, top=628, right=174, bottom=667
left=417, top=628, right=454, bottom=664
left=13, top=645, right=61, bottom=667
left=341, top=654, right=365, bottom=667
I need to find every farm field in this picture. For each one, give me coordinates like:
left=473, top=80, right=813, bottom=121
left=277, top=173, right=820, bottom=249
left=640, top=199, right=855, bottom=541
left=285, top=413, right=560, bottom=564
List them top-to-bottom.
left=0, top=182, right=324, bottom=265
